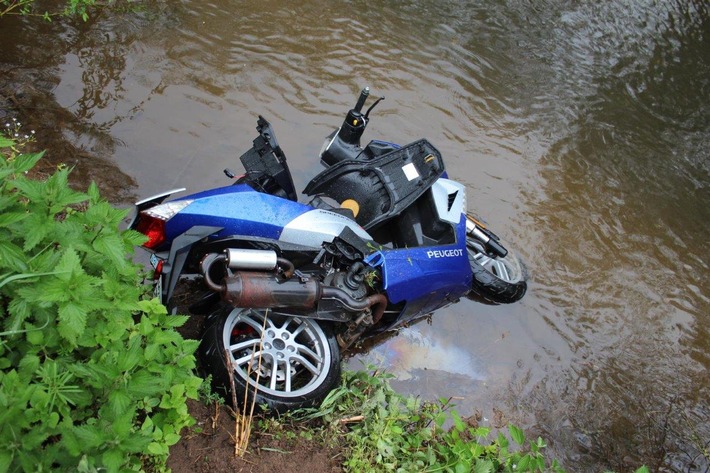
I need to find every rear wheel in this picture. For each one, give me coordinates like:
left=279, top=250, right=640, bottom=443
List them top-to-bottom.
left=466, top=236, right=527, bottom=304
left=199, top=306, right=341, bottom=413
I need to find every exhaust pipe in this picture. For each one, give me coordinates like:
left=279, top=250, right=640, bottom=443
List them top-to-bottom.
left=222, top=248, right=295, bottom=278
left=225, top=248, right=278, bottom=270
left=200, top=251, right=386, bottom=322
left=222, top=271, right=321, bottom=308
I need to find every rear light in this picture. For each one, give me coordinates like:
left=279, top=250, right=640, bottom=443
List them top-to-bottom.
left=134, top=200, right=193, bottom=249
left=136, top=215, right=166, bottom=249
left=153, top=259, right=164, bottom=279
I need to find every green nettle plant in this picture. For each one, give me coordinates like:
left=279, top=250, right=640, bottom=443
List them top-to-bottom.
left=0, top=0, right=97, bottom=20
left=0, top=136, right=201, bottom=472
left=308, top=368, right=566, bottom=473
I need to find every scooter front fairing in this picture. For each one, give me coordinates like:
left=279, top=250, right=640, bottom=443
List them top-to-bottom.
left=364, top=188, right=473, bottom=324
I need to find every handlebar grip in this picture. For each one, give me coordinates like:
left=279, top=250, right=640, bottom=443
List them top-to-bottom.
left=353, top=87, right=370, bottom=113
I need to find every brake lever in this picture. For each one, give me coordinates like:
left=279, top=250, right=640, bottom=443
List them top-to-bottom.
left=364, top=96, right=385, bottom=120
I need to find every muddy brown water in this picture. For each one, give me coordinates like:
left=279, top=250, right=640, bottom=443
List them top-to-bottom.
left=1, top=1, right=708, bottom=471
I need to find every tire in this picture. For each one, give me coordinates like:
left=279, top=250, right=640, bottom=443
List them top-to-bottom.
left=466, top=236, right=527, bottom=305
left=199, top=306, right=341, bottom=414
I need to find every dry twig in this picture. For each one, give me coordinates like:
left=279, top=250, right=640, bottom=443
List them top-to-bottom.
left=226, top=309, right=269, bottom=457
left=339, top=415, right=365, bottom=424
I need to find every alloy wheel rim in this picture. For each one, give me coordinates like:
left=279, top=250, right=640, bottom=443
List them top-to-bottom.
left=223, top=308, right=331, bottom=398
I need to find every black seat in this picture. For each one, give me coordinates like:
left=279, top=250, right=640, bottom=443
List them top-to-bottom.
left=303, top=139, right=445, bottom=230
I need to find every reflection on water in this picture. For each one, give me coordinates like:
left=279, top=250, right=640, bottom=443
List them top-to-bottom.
left=2, top=0, right=708, bottom=470
left=353, top=325, right=486, bottom=382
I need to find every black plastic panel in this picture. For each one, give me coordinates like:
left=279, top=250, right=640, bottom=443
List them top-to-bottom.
left=304, top=139, right=445, bottom=230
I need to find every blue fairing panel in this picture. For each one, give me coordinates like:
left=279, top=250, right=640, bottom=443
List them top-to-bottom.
left=165, top=184, right=311, bottom=241
left=373, top=214, right=472, bottom=304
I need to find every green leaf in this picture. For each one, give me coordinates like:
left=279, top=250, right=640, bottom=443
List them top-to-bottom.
left=0, top=137, right=14, bottom=148
left=12, top=151, right=45, bottom=175
left=10, top=178, right=45, bottom=203
left=87, top=182, right=100, bottom=203
left=0, top=195, right=17, bottom=213
left=0, top=212, right=28, bottom=228
left=22, top=213, right=51, bottom=251
left=122, top=229, right=147, bottom=247
left=92, top=233, right=128, bottom=270
left=0, top=240, right=28, bottom=272
left=56, top=248, right=83, bottom=281
left=0, top=270, right=67, bottom=290
left=32, top=276, right=72, bottom=303
left=5, top=298, right=31, bottom=332
left=138, top=298, right=168, bottom=316
left=58, top=302, right=88, bottom=343
left=162, top=315, right=189, bottom=328
left=26, top=325, right=44, bottom=345
left=154, top=330, right=182, bottom=346
left=117, top=336, right=141, bottom=371
left=144, top=343, right=159, bottom=360
left=18, top=354, right=40, bottom=376
left=127, top=370, right=166, bottom=397
left=108, top=389, right=132, bottom=419
left=452, top=410, right=465, bottom=432
left=47, top=411, right=60, bottom=429
left=111, top=411, right=134, bottom=438
left=141, top=416, right=154, bottom=432
left=73, top=424, right=104, bottom=449
left=509, top=425, right=525, bottom=446
left=164, top=432, right=181, bottom=446
left=147, top=442, right=167, bottom=456
left=101, top=449, right=125, bottom=472
left=0, top=451, right=11, bottom=473
left=517, top=454, right=531, bottom=471
left=76, top=455, right=91, bottom=473
left=473, top=459, right=493, bottom=473
left=455, top=461, right=470, bottom=473
left=635, top=467, right=650, bottom=473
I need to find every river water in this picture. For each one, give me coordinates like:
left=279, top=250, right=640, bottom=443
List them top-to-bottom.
left=1, top=1, right=708, bottom=470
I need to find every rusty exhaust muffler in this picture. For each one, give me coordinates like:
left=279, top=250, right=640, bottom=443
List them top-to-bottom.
left=200, top=250, right=386, bottom=323
left=221, top=271, right=321, bottom=308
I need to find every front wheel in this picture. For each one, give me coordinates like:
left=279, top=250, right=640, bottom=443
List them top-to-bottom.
left=466, top=236, right=527, bottom=305
left=199, top=306, right=341, bottom=413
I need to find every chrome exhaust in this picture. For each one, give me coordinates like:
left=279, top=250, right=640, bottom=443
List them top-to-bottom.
left=225, top=248, right=278, bottom=271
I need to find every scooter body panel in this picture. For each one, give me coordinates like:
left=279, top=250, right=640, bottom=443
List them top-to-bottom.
left=164, top=184, right=313, bottom=243
left=167, top=184, right=373, bottom=249
left=279, top=209, right=372, bottom=247
left=368, top=213, right=472, bottom=313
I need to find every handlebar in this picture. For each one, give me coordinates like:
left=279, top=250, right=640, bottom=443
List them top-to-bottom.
left=319, top=86, right=384, bottom=166
left=353, top=87, right=370, bottom=113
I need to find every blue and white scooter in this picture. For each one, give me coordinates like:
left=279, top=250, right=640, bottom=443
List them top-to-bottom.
left=130, top=87, right=526, bottom=412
